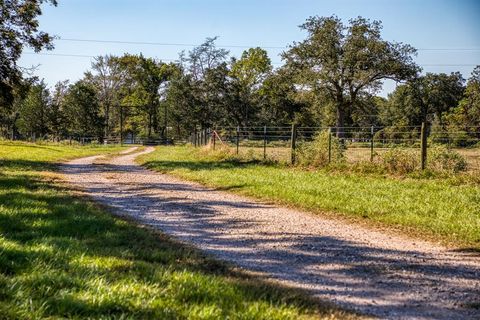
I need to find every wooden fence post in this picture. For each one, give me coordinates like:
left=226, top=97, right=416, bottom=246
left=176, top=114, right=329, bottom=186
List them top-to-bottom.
left=120, top=105, right=124, bottom=146
left=421, top=122, right=427, bottom=170
left=290, top=124, right=297, bottom=165
left=263, top=125, right=267, bottom=160
left=370, top=125, right=374, bottom=162
left=236, top=126, right=240, bottom=155
left=328, top=127, right=332, bottom=164
left=212, top=129, right=216, bottom=150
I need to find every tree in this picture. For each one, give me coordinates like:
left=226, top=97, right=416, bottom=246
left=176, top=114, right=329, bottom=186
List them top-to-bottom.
left=1, top=0, right=57, bottom=106
left=282, top=16, right=419, bottom=136
left=187, top=37, right=229, bottom=81
left=169, top=38, right=231, bottom=131
left=230, top=47, right=272, bottom=126
left=231, top=48, right=272, bottom=90
left=118, top=54, right=173, bottom=139
left=85, top=55, right=125, bottom=139
left=444, top=66, right=480, bottom=137
left=257, top=68, right=305, bottom=125
left=165, top=69, right=200, bottom=137
left=381, top=72, right=465, bottom=127
left=0, top=77, right=34, bottom=138
left=16, top=80, right=51, bottom=139
left=49, top=80, right=69, bottom=139
left=63, top=81, right=103, bottom=139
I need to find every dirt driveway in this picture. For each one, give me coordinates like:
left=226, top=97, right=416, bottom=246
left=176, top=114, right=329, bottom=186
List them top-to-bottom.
left=62, top=147, right=480, bottom=319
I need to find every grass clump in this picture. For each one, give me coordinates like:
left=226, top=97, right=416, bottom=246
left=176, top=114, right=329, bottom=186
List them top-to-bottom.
left=296, top=131, right=344, bottom=168
left=0, top=142, right=349, bottom=319
left=428, top=145, right=468, bottom=173
left=347, top=146, right=469, bottom=176
left=380, top=148, right=420, bottom=174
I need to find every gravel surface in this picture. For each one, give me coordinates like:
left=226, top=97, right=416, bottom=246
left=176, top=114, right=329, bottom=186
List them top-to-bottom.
left=62, top=147, right=480, bottom=320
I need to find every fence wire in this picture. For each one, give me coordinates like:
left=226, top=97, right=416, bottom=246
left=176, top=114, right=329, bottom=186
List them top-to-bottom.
left=192, top=125, right=480, bottom=172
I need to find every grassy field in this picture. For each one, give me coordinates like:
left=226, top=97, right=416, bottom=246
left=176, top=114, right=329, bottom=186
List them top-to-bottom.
left=0, top=141, right=351, bottom=319
left=139, top=146, right=480, bottom=249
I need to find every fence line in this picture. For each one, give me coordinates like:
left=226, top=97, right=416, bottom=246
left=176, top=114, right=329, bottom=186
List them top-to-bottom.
left=189, top=124, right=480, bottom=171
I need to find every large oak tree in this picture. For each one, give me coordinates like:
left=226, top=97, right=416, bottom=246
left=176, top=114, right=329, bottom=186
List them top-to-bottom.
left=283, top=16, right=419, bottom=136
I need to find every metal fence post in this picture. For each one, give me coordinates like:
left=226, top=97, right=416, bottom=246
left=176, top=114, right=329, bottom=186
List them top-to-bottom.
left=421, top=122, right=427, bottom=170
left=290, top=124, right=297, bottom=165
left=263, top=125, right=267, bottom=160
left=370, top=125, right=374, bottom=162
left=236, top=126, right=240, bottom=155
left=328, top=127, right=332, bottom=164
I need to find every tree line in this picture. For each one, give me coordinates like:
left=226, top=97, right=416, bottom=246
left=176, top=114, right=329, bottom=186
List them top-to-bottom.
left=1, top=5, right=479, bottom=143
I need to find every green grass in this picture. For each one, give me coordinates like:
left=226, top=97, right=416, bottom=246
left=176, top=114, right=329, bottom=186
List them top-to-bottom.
left=0, top=142, right=351, bottom=319
left=139, top=146, right=480, bottom=249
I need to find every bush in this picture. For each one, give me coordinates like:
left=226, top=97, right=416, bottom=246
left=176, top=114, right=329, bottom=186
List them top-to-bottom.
left=296, top=131, right=344, bottom=168
left=377, top=145, right=468, bottom=175
left=428, top=145, right=468, bottom=173
left=380, top=148, right=419, bottom=174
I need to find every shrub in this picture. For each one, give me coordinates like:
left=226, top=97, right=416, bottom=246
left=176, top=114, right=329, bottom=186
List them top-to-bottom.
left=296, top=131, right=344, bottom=168
left=428, top=145, right=468, bottom=173
left=380, top=148, right=419, bottom=174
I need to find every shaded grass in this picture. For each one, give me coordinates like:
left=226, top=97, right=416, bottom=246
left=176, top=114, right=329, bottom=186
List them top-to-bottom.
left=0, top=142, right=353, bottom=319
left=138, top=146, right=480, bottom=249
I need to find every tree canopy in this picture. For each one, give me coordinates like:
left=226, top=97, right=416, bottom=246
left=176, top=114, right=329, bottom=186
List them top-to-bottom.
left=1, top=15, right=478, bottom=143
left=282, top=16, right=419, bottom=135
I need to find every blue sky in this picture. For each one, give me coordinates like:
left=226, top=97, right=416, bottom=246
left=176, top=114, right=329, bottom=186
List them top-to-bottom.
left=19, top=0, right=480, bottom=96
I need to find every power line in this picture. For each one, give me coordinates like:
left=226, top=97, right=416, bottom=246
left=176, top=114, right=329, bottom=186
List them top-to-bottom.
left=56, top=37, right=480, bottom=51
left=58, top=38, right=286, bottom=49
left=22, top=52, right=478, bottom=67
left=23, top=52, right=178, bottom=62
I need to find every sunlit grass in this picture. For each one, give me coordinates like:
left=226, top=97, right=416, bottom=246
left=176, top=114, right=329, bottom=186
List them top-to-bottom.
left=0, top=142, right=351, bottom=319
left=139, top=146, right=480, bottom=249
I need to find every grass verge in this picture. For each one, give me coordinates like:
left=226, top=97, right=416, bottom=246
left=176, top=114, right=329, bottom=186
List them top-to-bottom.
left=0, top=141, right=353, bottom=319
left=138, top=146, right=480, bottom=249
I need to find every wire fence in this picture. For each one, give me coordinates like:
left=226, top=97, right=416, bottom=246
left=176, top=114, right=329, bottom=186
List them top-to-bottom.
left=190, top=125, right=480, bottom=172
left=3, top=134, right=175, bottom=146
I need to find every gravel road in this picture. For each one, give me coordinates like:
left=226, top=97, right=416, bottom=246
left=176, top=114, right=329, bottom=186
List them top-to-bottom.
left=62, top=147, right=480, bottom=319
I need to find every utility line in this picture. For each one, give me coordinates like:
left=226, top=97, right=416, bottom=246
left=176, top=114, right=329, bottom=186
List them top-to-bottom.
left=56, top=38, right=480, bottom=51
left=57, top=38, right=286, bottom=49
left=22, top=52, right=478, bottom=67
left=23, top=52, right=177, bottom=62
